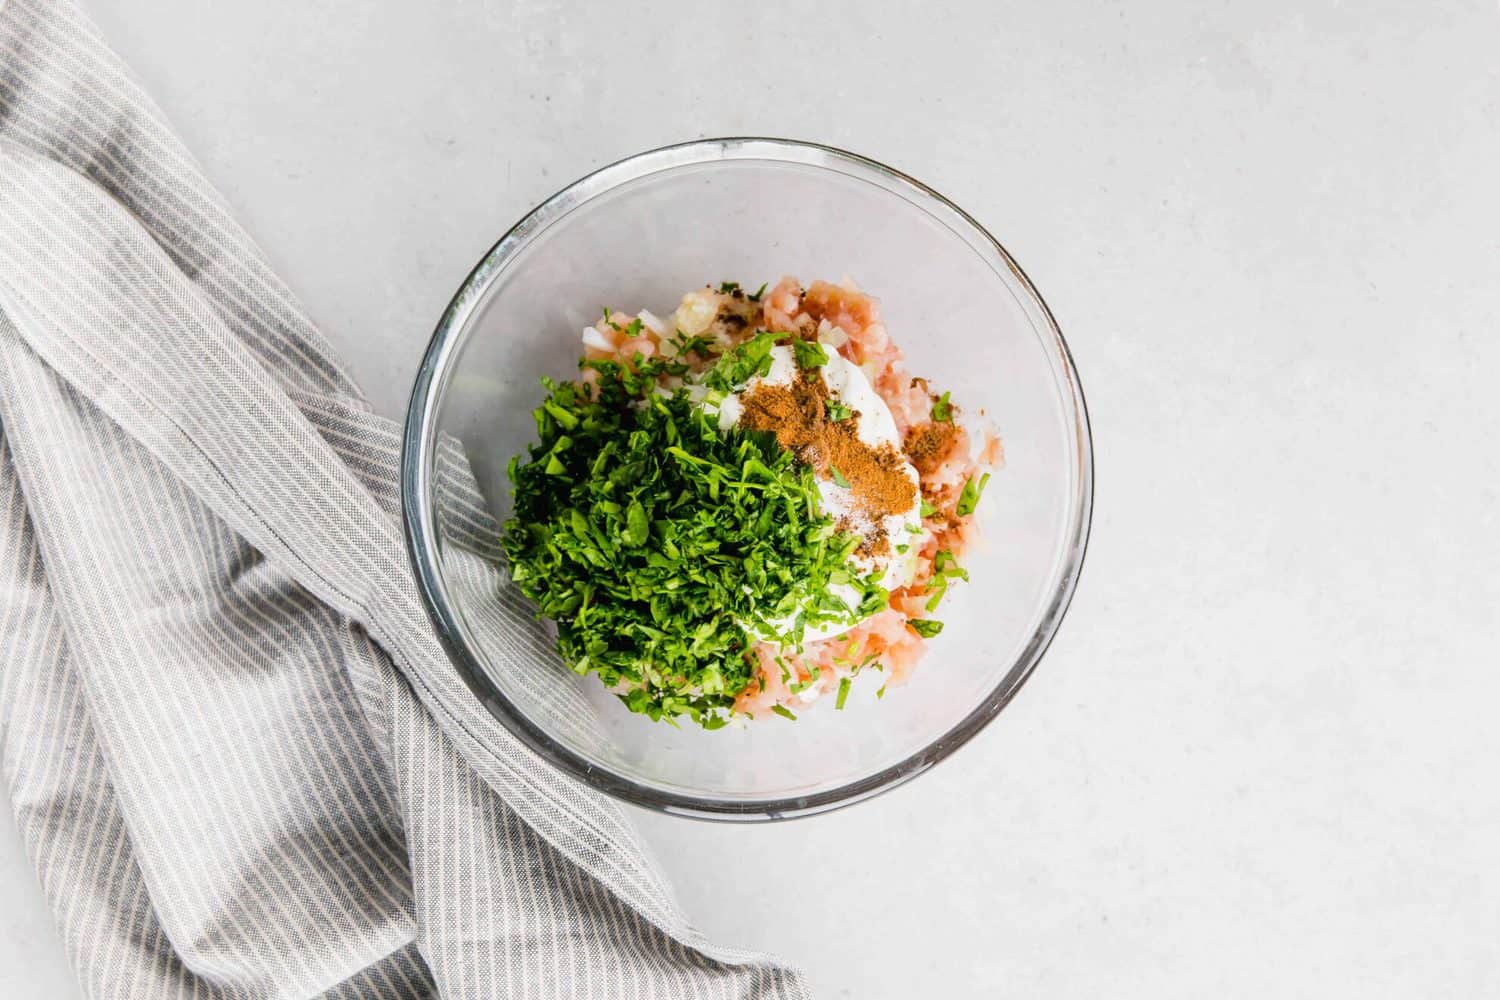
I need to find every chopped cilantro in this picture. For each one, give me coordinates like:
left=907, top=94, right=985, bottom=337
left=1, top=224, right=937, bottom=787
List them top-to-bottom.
left=718, top=281, right=740, bottom=294
left=749, top=281, right=769, bottom=302
left=601, top=306, right=620, bottom=331
left=624, top=316, right=643, bottom=338
left=671, top=330, right=716, bottom=359
left=704, top=330, right=780, bottom=392
left=792, top=338, right=829, bottom=369
left=930, top=391, right=953, bottom=422
left=826, top=400, right=853, bottom=422
left=541, top=401, right=576, bottom=430
left=829, top=466, right=851, bottom=489
left=956, top=472, right=991, bottom=517
left=920, top=497, right=939, bottom=518
left=622, top=499, right=649, bottom=547
left=922, top=550, right=968, bottom=612
left=934, top=550, right=969, bottom=581
left=924, top=573, right=948, bottom=611
left=856, top=584, right=889, bottom=618
left=908, top=618, right=944, bottom=638
left=788, top=665, right=821, bottom=694
left=835, top=676, right=852, bottom=710
left=771, top=704, right=798, bottom=721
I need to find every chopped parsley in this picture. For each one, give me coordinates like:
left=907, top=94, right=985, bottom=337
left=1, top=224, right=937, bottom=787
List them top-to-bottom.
left=670, top=330, right=716, bottom=359
left=704, top=330, right=780, bottom=391
left=792, top=338, right=829, bottom=370
left=503, top=359, right=883, bottom=727
left=930, top=391, right=953, bottom=422
left=956, top=472, right=991, bottom=517
left=933, top=549, right=968, bottom=580
left=924, top=550, right=968, bottom=612
left=924, top=575, right=948, bottom=612
left=856, top=584, right=889, bottom=617
left=908, top=618, right=944, bottom=638
left=788, top=665, right=821, bottom=695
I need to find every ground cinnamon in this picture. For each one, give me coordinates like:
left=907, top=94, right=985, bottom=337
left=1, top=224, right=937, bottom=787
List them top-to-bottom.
left=738, top=369, right=916, bottom=555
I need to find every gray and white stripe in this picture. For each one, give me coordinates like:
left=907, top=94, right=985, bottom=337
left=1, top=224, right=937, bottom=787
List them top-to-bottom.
left=0, top=0, right=807, bottom=996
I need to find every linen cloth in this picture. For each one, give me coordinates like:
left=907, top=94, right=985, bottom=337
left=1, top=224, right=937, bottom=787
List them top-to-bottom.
left=0, top=0, right=808, bottom=995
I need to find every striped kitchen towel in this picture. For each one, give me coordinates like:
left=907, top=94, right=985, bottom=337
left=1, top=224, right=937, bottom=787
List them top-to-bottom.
left=0, top=0, right=807, bottom=996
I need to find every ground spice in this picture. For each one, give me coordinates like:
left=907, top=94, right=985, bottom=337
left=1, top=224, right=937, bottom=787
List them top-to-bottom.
left=737, top=368, right=916, bottom=555
left=904, top=420, right=960, bottom=476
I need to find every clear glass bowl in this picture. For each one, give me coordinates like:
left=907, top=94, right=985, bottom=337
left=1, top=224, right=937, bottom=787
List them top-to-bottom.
left=401, top=138, right=1092, bottom=820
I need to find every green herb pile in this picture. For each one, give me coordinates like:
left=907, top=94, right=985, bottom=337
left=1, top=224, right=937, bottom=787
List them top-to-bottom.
left=502, top=348, right=883, bottom=727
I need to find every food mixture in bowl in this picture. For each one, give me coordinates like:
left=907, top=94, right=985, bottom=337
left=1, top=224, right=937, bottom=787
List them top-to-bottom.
left=502, top=278, right=1002, bottom=728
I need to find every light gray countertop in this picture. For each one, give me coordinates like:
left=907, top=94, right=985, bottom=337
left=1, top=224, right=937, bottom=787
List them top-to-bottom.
left=4, top=1, right=1498, bottom=996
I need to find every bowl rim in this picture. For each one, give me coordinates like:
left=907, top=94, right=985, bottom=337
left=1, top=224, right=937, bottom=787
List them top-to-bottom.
left=401, top=136, right=1094, bottom=821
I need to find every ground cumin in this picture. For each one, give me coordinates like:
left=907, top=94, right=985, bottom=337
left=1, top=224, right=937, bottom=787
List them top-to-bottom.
left=737, top=370, right=916, bottom=554
left=904, top=420, right=959, bottom=476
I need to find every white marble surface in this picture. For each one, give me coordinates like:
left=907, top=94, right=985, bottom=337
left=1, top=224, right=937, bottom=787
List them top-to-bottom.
left=4, top=1, right=1498, bottom=996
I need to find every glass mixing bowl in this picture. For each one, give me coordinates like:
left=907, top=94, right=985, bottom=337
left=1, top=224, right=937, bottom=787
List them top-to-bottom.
left=401, top=138, right=1092, bottom=820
